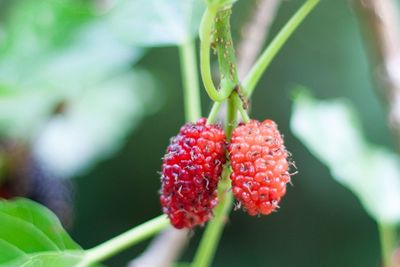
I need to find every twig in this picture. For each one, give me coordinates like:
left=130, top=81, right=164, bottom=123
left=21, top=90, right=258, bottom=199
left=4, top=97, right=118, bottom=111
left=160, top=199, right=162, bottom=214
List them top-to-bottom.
left=237, top=0, right=282, bottom=79
left=352, top=0, right=400, bottom=151
left=352, top=1, right=400, bottom=266
left=128, top=227, right=190, bottom=267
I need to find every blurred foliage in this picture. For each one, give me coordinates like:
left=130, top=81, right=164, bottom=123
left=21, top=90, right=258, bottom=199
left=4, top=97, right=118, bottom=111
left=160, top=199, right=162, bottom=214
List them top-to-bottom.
left=0, top=0, right=207, bottom=177
left=0, top=0, right=160, bottom=176
left=108, top=0, right=205, bottom=46
left=291, top=89, right=400, bottom=225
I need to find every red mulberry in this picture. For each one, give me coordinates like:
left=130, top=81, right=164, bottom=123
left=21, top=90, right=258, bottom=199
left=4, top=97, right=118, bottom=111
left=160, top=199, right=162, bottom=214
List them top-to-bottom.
left=160, top=118, right=226, bottom=229
left=229, top=119, right=291, bottom=216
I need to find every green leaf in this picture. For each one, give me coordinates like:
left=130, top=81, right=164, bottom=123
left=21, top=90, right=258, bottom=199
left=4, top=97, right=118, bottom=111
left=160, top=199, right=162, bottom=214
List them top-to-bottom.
left=0, top=0, right=92, bottom=73
left=108, top=0, right=205, bottom=46
left=290, top=89, right=400, bottom=224
left=0, top=198, right=85, bottom=266
left=0, top=199, right=80, bottom=250
left=1, top=251, right=85, bottom=267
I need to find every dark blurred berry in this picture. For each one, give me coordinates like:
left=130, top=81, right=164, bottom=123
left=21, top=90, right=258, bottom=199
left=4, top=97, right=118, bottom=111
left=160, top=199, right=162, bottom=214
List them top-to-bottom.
left=0, top=141, right=74, bottom=228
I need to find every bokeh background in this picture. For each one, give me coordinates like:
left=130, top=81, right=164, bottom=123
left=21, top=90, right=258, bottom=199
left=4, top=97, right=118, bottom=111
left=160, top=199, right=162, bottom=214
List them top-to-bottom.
left=0, top=0, right=396, bottom=266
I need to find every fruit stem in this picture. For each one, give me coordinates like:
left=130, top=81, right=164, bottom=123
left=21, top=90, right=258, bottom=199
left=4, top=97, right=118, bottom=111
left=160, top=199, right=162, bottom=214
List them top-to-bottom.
left=242, top=0, right=319, bottom=97
left=200, top=6, right=224, bottom=102
left=214, top=8, right=239, bottom=91
left=179, top=37, right=202, bottom=122
left=193, top=88, right=238, bottom=267
left=234, top=93, right=250, bottom=123
left=225, top=94, right=238, bottom=139
left=207, top=101, right=222, bottom=124
left=77, top=215, right=169, bottom=267
left=378, top=222, right=398, bottom=267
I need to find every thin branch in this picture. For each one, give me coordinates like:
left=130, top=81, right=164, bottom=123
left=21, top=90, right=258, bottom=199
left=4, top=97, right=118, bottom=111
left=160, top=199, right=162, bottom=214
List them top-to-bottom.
left=237, top=0, right=282, bottom=80
left=352, top=0, right=400, bottom=151
left=352, top=1, right=400, bottom=265
left=79, top=215, right=169, bottom=267
left=128, top=227, right=190, bottom=267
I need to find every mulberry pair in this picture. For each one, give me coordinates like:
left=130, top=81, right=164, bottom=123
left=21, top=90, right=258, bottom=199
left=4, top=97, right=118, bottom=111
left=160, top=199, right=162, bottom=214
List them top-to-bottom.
left=160, top=118, right=291, bottom=229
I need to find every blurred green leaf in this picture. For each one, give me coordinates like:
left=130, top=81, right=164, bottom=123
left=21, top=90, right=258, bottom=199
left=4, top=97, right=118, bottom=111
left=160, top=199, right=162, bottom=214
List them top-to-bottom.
left=0, top=0, right=92, bottom=71
left=0, top=0, right=162, bottom=177
left=108, top=0, right=205, bottom=46
left=0, top=18, right=145, bottom=141
left=31, top=21, right=143, bottom=89
left=33, top=69, right=159, bottom=177
left=0, top=87, right=61, bottom=140
left=290, top=89, right=400, bottom=224
left=0, top=198, right=84, bottom=266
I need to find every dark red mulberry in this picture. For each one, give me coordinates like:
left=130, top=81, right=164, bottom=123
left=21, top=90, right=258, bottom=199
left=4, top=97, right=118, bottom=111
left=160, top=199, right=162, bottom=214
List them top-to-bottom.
left=160, top=118, right=226, bottom=229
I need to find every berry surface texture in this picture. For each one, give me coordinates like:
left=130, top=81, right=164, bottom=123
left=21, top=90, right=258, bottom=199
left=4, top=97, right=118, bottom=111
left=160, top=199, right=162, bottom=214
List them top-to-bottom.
left=160, top=118, right=226, bottom=229
left=229, top=119, right=291, bottom=216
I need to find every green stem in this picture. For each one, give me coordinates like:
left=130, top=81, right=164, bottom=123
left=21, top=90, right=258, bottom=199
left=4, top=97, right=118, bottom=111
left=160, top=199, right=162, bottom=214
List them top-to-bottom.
left=243, top=0, right=319, bottom=96
left=194, top=5, right=248, bottom=267
left=200, top=6, right=222, bottom=101
left=200, top=7, right=235, bottom=102
left=214, top=8, right=239, bottom=90
left=179, top=38, right=202, bottom=122
left=233, top=93, right=250, bottom=123
left=225, top=95, right=237, bottom=139
left=193, top=98, right=237, bottom=267
left=207, top=101, right=223, bottom=124
left=191, top=162, right=234, bottom=267
left=191, top=169, right=233, bottom=267
left=78, top=215, right=169, bottom=267
left=378, top=223, right=397, bottom=267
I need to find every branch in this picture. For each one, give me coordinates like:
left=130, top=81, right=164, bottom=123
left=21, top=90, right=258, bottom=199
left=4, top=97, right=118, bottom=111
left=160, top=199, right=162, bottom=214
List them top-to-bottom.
left=237, top=0, right=282, bottom=79
left=352, top=0, right=400, bottom=150
left=352, top=1, right=400, bottom=266
left=128, top=227, right=190, bottom=267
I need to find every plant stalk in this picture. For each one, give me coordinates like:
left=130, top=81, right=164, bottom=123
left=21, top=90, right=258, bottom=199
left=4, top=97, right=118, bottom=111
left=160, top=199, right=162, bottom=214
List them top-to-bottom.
left=200, top=6, right=236, bottom=102
left=179, top=38, right=202, bottom=122
left=192, top=97, right=237, bottom=267
left=207, top=101, right=222, bottom=124
left=78, top=215, right=169, bottom=266
left=379, top=223, right=398, bottom=267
